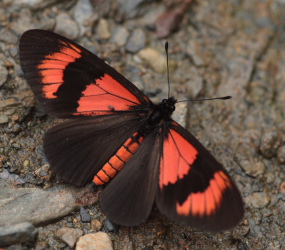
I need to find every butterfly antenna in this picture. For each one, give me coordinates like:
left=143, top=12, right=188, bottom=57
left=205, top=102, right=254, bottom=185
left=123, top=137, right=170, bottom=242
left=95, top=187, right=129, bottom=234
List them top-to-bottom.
left=165, top=41, right=170, bottom=99
left=177, top=95, right=232, bottom=103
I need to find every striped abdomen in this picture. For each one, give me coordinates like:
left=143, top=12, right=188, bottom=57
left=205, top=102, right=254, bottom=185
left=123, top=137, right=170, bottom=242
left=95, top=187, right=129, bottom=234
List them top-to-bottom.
left=93, top=132, right=144, bottom=185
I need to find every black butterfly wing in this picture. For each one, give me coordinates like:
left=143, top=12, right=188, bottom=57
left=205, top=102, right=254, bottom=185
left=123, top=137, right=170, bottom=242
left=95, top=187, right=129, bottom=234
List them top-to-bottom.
left=20, top=29, right=151, bottom=118
left=44, top=114, right=148, bottom=186
left=156, top=120, right=244, bottom=232
left=100, top=129, right=161, bottom=226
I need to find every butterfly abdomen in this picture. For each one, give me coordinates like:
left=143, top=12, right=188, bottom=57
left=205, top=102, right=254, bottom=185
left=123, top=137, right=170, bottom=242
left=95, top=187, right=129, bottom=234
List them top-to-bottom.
left=93, top=132, right=144, bottom=185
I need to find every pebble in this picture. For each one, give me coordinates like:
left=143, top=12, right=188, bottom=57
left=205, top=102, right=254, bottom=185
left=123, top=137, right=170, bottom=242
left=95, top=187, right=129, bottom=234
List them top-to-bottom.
left=14, top=0, right=58, bottom=10
left=74, top=0, right=96, bottom=36
left=117, top=0, right=146, bottom=19
left=139, top=5, right=165, bottom=27
left=10, top=8, right=33, bottom=35
left=54, top=13, right=80, bottom=40
left=96, top=18, right=111, bottom=40
left=112, top=26, right=130, bottom=47
left=0, top=27, right=18, bottom=44
left=126, top=29, right=146, bottom=53
left=187, top=40, right=211, bottom=67
left=138, top=47, right=176, bottom=73
left=0, top=63, right=8, bottom=87
left=185, top=73, right=203, bottom=98
left=0, top=98, right=20, bottom=110
left=172, top=101, right=187, bottom=128
left=0, top=115, right=8, bottom=124
left=259, top=129, right=282, bottom=158
left=277, top=145, right=285, bottom=164
left=242, top=159, right=266, bottom=177
left=34, top=164, right=53, bottom=182
left=0, top=169, right=25, bottom=185
left=280, top=181, right=285, bottom=193
left=0, top=183, right=98, bottom=227
left=245, top=192, right=270, bottom=209
left=80, top=207, right=91, bottom=223
left=90, top=219, right=103, bottom=232
left=104, top=220, right=119, bottom=232
left=0, top=222, right=37, bottom=247
left=55, top=227, right=83, bottom=248
left=76, top=232, right=113, bottom=250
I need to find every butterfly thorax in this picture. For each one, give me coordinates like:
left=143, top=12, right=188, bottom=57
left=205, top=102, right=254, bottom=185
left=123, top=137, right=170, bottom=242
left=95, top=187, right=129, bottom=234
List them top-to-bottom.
left=146, top=97, right=177, bottom=127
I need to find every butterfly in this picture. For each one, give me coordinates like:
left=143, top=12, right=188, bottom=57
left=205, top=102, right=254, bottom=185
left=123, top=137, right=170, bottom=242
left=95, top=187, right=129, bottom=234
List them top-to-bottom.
left=19, top=29, right=244, bottom=232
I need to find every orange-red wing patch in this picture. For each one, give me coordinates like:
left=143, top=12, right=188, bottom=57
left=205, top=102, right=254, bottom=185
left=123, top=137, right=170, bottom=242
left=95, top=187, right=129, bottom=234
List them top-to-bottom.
left=37, top=45, right=82, bottom=99
left=75, top=74, right=142, bottom=116
left=159, top=128, right=198, bottom=188
left=93, top=132, right=144, bottom=185
left=176, top=171, right=233, bottom=217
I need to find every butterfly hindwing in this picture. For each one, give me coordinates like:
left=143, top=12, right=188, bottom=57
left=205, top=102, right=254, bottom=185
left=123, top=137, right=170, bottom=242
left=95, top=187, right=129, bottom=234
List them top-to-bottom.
left=20, top=29, right=151, bottom=118
left=44, top=114, right=148, bottom=186
left=156, top=121, right=244, bottom=232
left=100, top=129, right=161, bottom=226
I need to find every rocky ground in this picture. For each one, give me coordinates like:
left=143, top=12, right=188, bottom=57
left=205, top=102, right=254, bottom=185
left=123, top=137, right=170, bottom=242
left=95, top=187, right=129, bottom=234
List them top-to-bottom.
left=0, top=0, right=285, bottom=249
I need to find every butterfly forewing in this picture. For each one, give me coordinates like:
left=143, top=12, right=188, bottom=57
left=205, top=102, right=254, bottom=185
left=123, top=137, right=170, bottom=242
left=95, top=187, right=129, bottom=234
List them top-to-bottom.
left=20, top=29, right=151, bottom=118
left=156, top=121, right=244, bottom=232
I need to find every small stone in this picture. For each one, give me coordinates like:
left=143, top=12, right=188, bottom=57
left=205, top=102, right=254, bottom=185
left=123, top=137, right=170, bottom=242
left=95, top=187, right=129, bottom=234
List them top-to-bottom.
left=14, top=0, right=58, bottom=10
left=74, top=0, right=97, bottom=36
left=117, top=0, right=146, bottom=19
left=140, top=5, right=165, bottom=27
left=10, top=8, right=33, bottom=35
left=55, top=13, right=79, bottom=40
left=96, top=18, right=111, bottom=40
left=112, top=26, right=130, bottom=47
left=0, top=27, right=20, bottom=44
left=126, top=29, right=146, bottom=53
left=187, top=40, right=211, bottom=67
left=138, top=47, right=176, bottom=73
left=0, top=63, right=8, bottom=87
left=0, top=98, right=19, bottom=109
left=172, top=101, right=187, bottom=128
left=0, top=115, right=9, bottom=124
left=10, top=123, right=21, bottom=133
left=259, top=129, right=282, bottom=158
left=277, top=145, right=285, bottom=164
left=23, top=159, right=30, bottom=168
left=243, top=159, right=266, bottom=177
left=34, top=164, right=52, bottom=182
left=0, top=169, right=25, bottom=185
left=265, top=172, right=275, bottom=184
left=280, top=181, right=285, bottom=193
left=0, top=184, right=97, bottom=227
left=245, top=192, right=270, bottom=209
left=80, top=207, right=91, bottom=223
left=91, top=219, right=103, bottom=232
left=104, top=220, right=119, bottom=232
left=0, top=222, right=38, bottom=247
left=55, top=227, right=83, bottom=248
left=76, top=232, right=113, bottom=250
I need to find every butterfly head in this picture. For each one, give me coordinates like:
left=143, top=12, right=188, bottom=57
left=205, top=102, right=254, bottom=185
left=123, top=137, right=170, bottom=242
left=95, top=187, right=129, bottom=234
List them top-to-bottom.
left=159, top=97, right=177, bottom=115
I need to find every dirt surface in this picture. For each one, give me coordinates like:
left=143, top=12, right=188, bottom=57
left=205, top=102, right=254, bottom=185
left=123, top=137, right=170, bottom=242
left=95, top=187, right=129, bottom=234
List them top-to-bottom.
left=0, top=0, right=285, bottom=249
